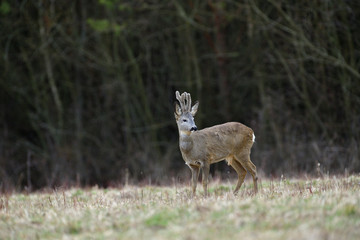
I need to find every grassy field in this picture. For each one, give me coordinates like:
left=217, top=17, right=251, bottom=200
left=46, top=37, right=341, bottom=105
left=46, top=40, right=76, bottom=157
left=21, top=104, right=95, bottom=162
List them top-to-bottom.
left=1, top=175, right=360, bottom=240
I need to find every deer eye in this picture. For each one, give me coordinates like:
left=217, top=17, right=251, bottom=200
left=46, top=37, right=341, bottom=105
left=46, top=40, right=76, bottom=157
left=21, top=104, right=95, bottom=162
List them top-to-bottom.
left=183, top=119, right=187, bottom=122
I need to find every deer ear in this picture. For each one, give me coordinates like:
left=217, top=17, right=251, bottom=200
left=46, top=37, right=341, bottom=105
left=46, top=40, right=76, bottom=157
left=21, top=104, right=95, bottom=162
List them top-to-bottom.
left=190, top=101, right=199, bottom=116
left=174, top=102, right=182, bottom=118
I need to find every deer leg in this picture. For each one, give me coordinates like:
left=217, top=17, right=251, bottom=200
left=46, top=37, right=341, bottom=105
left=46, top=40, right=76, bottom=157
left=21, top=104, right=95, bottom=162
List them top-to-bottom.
left=236, top=154, right=258, bottom=194
left=230, top=159, right=247, bottom=195
left=244, top=159, right=258, bottom=194
left=202, top=162, right=210, bottom=197
left=189, top=165, right=200, bottom=197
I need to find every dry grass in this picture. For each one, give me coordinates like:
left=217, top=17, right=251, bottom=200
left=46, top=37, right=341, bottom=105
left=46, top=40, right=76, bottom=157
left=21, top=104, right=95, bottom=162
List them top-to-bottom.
left=1, top=175, right=360, bottom=240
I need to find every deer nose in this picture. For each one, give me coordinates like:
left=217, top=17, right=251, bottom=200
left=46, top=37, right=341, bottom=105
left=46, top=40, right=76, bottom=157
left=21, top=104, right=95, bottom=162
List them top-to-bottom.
left=190, top=126, right=198, bottom=131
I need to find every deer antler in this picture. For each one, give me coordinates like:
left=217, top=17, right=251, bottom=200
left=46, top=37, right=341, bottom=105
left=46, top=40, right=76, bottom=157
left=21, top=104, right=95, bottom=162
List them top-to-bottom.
left=176, top=91, right=192, bottom=113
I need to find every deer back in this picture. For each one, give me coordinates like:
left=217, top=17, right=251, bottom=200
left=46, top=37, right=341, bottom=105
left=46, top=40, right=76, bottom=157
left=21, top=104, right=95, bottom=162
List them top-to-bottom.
left=185, top=122, right=254, bottom=164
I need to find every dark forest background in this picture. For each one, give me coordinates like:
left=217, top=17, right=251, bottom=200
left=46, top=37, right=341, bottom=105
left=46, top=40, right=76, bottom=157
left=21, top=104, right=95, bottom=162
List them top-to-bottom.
left=1, top=0, right=359, bottom=190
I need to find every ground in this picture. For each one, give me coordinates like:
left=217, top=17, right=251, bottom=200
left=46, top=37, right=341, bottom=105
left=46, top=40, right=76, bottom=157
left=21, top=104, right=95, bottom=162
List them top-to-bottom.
left=1, top=175, right=360, bottom=240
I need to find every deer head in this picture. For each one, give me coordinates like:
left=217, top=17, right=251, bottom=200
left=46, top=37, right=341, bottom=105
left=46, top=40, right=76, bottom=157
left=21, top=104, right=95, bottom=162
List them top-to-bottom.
left=174, top=91, right=199, bottom=134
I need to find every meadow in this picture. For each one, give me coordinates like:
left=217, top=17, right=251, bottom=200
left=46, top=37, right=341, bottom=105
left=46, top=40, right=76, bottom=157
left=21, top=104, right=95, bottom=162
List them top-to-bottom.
left=1, top=175, right=359, bottom=240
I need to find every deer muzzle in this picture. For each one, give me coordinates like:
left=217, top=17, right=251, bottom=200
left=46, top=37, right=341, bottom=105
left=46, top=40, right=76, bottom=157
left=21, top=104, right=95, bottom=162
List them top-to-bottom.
left=190, top=126, right=198, bottom=131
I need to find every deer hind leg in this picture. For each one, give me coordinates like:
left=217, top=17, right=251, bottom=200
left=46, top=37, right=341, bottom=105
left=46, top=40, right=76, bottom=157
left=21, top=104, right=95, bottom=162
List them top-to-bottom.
left=235, top=153, right=258, bottom=194
left=230, top=158, right=247, bottom=195
left=189, top=165, right=200, bottom=197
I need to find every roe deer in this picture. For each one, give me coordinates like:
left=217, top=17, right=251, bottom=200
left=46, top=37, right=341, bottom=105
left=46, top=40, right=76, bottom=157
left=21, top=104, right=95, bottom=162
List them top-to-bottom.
left=174, top=91, right=258, bottom=196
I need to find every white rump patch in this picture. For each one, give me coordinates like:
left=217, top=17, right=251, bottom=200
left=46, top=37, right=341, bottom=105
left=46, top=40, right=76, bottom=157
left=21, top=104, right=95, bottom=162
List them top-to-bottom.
left=252, top=133, right=255, bottom=143
left=225, top=156, right=233, bottom=166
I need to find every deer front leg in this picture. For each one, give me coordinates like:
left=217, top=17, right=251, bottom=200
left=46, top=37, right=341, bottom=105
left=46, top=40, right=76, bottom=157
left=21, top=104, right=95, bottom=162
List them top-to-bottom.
left=202, top=162, right=210, bottom=197
left=189, top=165, right=200, bottom=197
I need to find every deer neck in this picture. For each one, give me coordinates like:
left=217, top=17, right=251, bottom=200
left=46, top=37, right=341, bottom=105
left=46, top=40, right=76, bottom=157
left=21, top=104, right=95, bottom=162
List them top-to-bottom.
left=179, top=130, right=194, bottom=153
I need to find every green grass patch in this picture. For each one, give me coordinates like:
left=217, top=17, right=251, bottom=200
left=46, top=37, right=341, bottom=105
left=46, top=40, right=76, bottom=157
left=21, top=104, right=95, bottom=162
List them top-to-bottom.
left=208, top=185, right=232, bottom=195
left=340, top=204, right=359, bottom=217
left=145, top=210, right=178, bottom=227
